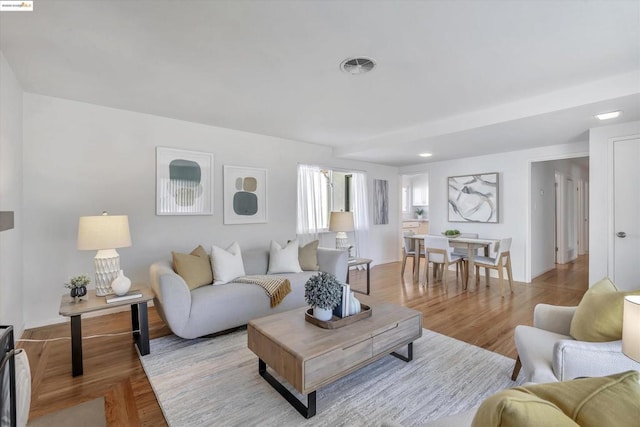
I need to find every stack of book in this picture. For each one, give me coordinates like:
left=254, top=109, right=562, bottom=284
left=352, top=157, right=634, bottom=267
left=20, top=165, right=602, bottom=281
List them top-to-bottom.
left=332, top=284, right=351, bottom=318
left=106, top=290, right=143, bottom=304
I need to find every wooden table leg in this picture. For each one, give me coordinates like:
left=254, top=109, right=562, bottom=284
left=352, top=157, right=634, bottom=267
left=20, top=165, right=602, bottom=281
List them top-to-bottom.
left=466, top=246, right=476, bottom=290
left=70, top=315, right=83, bottom=376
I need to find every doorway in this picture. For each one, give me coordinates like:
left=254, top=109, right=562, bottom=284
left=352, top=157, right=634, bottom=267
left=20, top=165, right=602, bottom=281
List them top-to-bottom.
left=530, top=157, right=589, bottom=280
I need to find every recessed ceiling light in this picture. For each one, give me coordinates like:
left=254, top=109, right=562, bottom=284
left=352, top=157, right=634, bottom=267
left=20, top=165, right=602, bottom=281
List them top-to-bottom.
left=340, top=57, right=376, bottom=75
left=595, top=111, right=622, bottom=120
left=419, top=152, right=433, bottom=158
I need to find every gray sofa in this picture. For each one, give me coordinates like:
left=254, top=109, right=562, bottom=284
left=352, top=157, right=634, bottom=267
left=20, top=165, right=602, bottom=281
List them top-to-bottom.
left=150, top=247, right=348, bottom=339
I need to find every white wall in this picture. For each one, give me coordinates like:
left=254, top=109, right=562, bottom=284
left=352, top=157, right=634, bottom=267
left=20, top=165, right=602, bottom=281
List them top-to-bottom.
left=0, top=52, right=24, bottom=336
left=22, top=94, right=399, bottom=328
left=589, top=121, right=640, bottom=288
left=400, top=142, right=589, bottom=283
left=530, top=161, right=556, bottom=278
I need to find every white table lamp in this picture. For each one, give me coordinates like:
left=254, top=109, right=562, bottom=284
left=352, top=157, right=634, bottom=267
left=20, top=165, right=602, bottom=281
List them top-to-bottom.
left=329, top=211, right=354, bottom=250
left=77, top=212, right=132, bottom=296
left=623, top=295, right=640, bottom=363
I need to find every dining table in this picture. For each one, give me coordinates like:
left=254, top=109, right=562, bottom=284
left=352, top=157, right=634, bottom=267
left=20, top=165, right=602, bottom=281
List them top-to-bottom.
left=408, top=234, right=498, bottom=288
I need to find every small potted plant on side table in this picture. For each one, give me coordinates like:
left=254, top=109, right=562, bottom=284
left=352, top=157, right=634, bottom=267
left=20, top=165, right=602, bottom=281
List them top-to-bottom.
left=415, top=208, right=424, bottom=220
left=304, top=272, right=342, bottom=321
left=65, top=274, right=90, bottom=302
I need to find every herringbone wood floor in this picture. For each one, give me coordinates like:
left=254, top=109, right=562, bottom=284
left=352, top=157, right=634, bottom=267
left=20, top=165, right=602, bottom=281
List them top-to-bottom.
left=18, top=256, right=587, bottom=425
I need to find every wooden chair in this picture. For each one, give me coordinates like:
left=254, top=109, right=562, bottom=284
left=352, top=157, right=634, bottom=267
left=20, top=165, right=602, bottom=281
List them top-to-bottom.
left=451, top=232, right=479, bottom=279
left=401, top=233, right=424, bottom=276
left=423, top=235, right=465, bottom=287
left=473, top=237, right=514, bottom=296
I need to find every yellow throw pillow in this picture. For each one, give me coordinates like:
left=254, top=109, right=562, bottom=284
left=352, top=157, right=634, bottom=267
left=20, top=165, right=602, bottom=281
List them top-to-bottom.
left=299, top=240, right=320, bottom=271
left=172, top=245, right=213, bottom=290
left=569, top=277, right=640, bottom=341
left=473, top=371, right=640, bottom=427
left=472, top=389, right=578, bottom=427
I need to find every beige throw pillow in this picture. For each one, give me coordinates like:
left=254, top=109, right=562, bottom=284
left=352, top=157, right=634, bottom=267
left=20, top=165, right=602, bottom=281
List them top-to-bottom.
left=298, top=240, right=320, bottom=271
left=172, top=245, right=213, bottom=290
left=569, top=277, right=640, bottom=342
left=472, top=371, right=640, bottom=427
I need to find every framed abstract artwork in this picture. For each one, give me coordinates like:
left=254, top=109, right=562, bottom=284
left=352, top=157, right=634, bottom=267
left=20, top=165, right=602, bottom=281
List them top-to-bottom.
left=156, top=147, right=213, bottom=215
left=223, top=165, right=268, bottom=224
left=448, top=172, right=499, bottom=223
left=373, top=179, right=389, bottom=225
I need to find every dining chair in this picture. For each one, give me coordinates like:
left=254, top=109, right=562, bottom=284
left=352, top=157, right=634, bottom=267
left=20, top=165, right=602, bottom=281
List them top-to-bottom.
left=401, top=232, right=424, bottom=276
left=451, top=232, right=479, bottom=279
left=423, top=235, right=465, bottom=287
left=473, top=237, right=514, bottom=296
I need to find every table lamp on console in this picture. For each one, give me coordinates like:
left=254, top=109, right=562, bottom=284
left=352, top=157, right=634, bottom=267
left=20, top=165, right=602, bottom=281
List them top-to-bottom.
left=329, top=211, right=354, bottom=251
left=77, top=212, right=132, bottom=296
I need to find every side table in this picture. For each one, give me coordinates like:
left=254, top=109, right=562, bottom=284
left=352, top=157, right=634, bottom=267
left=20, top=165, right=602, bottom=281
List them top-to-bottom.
left=346, top=257, right=372, bottom=295
left=58, top=287, right=154, bottom=377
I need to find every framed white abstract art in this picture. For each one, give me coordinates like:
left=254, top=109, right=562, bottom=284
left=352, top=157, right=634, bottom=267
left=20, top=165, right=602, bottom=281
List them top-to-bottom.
left=156, top=147, right=213, bottom=215
left=223, top=165, right=268, bottom=224
left=448, top=172, right=499, bottom=223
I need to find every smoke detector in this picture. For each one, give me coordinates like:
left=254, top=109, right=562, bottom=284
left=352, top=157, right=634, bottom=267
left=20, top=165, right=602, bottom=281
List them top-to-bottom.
left=340, top=57, right=376, bottom=75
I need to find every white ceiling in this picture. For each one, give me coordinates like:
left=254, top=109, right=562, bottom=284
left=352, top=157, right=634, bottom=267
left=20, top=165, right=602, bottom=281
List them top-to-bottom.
left=1, top=0, right=639, bottom=166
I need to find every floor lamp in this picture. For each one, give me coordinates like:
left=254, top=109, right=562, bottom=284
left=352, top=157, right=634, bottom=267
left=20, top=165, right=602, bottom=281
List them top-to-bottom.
left=329, top=211, right=354, bottom=251
left=77, top=212, right=132, bottom=296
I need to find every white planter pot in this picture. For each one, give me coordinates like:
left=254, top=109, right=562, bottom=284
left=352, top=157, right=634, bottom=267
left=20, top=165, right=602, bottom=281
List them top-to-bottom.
left=313, top=307, right=333, bottom=321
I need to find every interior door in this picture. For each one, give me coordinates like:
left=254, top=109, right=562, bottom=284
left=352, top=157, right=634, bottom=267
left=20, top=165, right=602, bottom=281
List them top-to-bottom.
left=613, top=138, right=640, bottom=289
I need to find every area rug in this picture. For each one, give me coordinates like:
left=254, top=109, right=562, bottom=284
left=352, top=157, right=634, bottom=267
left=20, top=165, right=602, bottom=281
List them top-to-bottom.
left=140, top=328, right=523, bottom=426
left=28, top=397, right=105, bottom=427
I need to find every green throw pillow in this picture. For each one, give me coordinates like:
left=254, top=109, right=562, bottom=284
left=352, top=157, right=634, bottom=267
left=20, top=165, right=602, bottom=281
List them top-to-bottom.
left=298, top=240, right=320, bottom=271
left=172, top=245, right=213, bottom=290
left=569, top=277, right=640, bottom=342
left=472, top=371, right=640, bottom=427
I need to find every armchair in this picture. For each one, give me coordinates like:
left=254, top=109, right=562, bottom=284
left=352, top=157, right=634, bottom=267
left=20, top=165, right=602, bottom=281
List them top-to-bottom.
left=512, top=303, right=640, bottom=383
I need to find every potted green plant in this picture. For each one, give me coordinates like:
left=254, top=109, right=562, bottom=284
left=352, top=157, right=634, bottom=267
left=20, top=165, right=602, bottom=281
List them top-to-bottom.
left=415, top=208, right=424, bottom=220
left=304, top=272, right=342, bottom=321
left=65, top=274, right=90, bottom=302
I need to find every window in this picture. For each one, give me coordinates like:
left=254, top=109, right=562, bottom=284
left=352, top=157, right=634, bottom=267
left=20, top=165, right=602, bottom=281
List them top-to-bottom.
left=297, top=165, right=364, bottom=236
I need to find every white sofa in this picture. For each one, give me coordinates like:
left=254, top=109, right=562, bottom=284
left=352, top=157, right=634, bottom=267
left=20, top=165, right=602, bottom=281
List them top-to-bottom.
left=150, top=247, right=348, bottom=339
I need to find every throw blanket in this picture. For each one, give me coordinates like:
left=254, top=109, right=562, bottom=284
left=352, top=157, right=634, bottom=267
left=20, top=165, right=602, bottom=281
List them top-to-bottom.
left=234, top=275, right=291, bottom=307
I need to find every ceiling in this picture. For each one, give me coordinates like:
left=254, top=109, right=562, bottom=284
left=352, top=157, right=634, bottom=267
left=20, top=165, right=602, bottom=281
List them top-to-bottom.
left=1, top=0, right=639, bottom=167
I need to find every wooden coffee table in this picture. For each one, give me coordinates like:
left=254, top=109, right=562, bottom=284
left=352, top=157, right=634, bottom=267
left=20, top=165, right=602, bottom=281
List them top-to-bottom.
left=247, top=297, right=422, bottom=418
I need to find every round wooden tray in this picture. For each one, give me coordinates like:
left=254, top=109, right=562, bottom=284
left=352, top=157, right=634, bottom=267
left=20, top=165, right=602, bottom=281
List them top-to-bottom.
left=304, top=304, right=372, bottom=329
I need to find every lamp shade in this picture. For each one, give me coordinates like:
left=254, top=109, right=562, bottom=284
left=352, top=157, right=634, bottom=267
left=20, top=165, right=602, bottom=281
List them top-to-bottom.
left=329, top=211, right=354, bottom=232
left=77, top=214, right=132, bottom=250
left=622, top=295, right=640, bottom=363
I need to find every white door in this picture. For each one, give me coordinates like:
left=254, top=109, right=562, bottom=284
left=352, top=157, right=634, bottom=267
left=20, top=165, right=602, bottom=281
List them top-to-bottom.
left=614, top=138, right=640, bottom=289
left=555, top=172, right=578, bottom=264
left=565, top=177, right=578, bottom=262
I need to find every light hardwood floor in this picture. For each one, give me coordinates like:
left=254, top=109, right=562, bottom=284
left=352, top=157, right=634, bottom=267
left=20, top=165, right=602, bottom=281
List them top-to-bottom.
left=18, top=255, right=587, bottom=425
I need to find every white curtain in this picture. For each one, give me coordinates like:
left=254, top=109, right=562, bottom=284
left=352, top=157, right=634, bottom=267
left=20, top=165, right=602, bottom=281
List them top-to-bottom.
left=296, top=164, right=327, bottom=244
left=352, top=172, right=371, bottom=262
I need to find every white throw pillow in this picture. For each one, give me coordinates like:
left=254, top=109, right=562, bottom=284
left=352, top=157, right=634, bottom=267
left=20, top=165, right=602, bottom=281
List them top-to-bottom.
left=268, top=239, right=303, bottom=274
left=211, top=242, right=246, bottom=285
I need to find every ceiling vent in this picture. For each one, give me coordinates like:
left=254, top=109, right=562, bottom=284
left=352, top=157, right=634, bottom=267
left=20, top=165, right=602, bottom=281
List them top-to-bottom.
left=340, top=57, right=376, bottom=75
